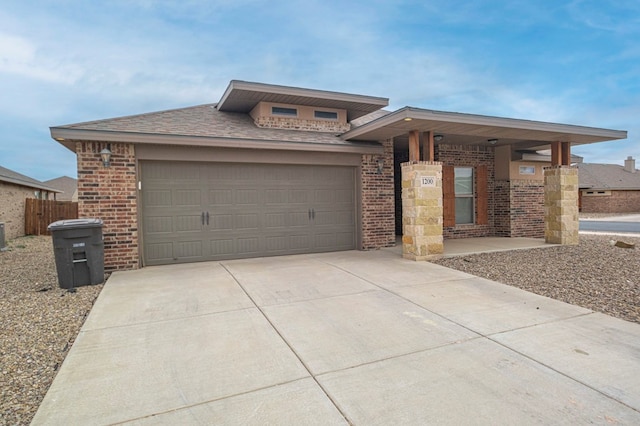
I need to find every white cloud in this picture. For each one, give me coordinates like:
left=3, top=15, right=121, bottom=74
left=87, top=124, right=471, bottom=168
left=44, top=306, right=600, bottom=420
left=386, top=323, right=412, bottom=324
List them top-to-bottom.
left=0, top=32, right=83, bottom=84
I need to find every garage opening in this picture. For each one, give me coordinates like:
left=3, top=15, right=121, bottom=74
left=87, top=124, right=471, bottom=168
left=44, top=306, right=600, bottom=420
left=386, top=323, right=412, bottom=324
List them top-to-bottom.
left=140, top=161, right=357, bottom=266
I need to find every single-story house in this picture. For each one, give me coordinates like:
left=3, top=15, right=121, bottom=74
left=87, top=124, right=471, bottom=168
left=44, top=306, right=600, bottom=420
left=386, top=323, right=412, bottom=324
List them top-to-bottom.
left=50, top=80, right=627, bottom=271
left=578, top=156, right=640, bottom=213
left=0, top=165, right=61, bottom=240
left=44, top=176, right=78, bottom=202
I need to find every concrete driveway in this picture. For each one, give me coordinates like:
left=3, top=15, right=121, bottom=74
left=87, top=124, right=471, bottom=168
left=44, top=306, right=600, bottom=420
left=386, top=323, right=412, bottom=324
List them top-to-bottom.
left=33, top=249, right=640, bottom=425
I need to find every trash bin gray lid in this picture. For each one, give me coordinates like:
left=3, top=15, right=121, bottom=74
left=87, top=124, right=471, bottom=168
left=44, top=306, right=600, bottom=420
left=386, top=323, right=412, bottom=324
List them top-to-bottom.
left=48, top=218, right=104, bottom=230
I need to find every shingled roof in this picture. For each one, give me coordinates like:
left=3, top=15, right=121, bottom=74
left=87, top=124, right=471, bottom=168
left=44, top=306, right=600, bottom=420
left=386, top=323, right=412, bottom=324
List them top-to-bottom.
left=51, top=104, right=382, bottom=153
left=578, top=161, right=640, bottom=190
left=0, top=165, right=61, bottom=192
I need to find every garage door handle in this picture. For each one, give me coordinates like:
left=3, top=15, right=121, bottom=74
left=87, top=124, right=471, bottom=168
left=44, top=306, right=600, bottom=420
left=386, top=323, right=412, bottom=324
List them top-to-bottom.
left=308, top=209, right=311, bottom=220
left=206, top=211, right=210, bottom=225
left=201, top=212, right=205, bottom=226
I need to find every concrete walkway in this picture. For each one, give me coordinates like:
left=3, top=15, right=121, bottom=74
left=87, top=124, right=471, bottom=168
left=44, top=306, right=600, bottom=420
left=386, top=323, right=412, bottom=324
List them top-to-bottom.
left=33, top=248, right=640, bottom=425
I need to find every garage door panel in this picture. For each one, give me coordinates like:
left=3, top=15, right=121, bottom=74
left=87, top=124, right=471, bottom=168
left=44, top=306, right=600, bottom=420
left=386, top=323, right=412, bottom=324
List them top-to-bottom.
left=142, top=161, right=356, bottom=265
left=175, top=189, right=201, bottom=206
left=209, top=189, right=233, bottom=205
left=235, top=189, right=260, bottom=205
left=145, top=190, right=172, bottom=207
left=289, top=190, right=310, bottom=204
left=265, top=212, right=287, bottom=228
left=210, top=214, right=234, bottom=230
left=175, top=215, right=202, bottom=232
left=145, top=216, right=173, bottom=234
left=237, top=238, right=260, bottom=254
left=175, top=240, right=203, bottom=257
left=146, top=242, right=174, bottom=262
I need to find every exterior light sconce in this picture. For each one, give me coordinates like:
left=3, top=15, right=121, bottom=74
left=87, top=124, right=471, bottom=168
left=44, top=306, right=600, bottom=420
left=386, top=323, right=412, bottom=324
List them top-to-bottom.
left=434, top=135, right=444, bottom=142
left=487, top=139, right=498, bottom=145
left=100, top=148, right=112, bottom=167
left=376, top=158, right=385, bottom=174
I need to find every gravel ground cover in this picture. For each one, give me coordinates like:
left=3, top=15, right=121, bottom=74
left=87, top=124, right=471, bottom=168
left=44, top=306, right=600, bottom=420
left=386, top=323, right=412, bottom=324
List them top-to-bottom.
left=431, top=234, right=640, bottom=324
left=0, top=236, right=102, bottom=425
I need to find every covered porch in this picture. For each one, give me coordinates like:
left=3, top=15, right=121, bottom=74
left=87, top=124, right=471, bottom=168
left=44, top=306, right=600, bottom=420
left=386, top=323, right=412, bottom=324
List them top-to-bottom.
left=344, top=107, right=627, bottom=260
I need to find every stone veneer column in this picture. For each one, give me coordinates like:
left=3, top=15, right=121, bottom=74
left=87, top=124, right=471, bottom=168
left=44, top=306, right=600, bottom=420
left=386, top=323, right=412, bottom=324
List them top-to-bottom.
left=401, top=161, right=443, bottom=260
left=544, top=166, right=579, bottom=245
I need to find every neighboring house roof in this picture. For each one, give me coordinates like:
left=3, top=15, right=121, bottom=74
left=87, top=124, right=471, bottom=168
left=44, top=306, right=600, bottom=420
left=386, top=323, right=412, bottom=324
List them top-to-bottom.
left=51, top=104, right=384, bottom=154
left=578, top=162, right=640, bottom=190
left=0, top=165, right=61, bottom=193
left=44, top=176, right=77, bottom=201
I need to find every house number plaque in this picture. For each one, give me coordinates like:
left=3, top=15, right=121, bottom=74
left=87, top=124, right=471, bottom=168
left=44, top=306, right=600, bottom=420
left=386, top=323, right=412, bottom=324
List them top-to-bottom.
left=421, top=176, right=436, bottom=187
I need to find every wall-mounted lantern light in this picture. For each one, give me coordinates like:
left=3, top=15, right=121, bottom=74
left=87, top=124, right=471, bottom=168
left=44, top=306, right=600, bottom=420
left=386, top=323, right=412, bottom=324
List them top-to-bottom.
left=100, top=148, right=112, bottom=167
left=376, top=158, right=385, bottom=174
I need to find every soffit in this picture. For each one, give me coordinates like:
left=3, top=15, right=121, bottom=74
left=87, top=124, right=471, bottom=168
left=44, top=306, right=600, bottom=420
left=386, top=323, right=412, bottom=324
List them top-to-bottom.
left=217, top=80, right=389, bottom=121
left=343, top=107, right=627, bottom=149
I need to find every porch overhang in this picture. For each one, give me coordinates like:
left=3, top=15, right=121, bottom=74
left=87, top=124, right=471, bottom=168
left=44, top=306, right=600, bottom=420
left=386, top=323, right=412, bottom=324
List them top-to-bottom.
left=342, top=107, right=627, bottom=150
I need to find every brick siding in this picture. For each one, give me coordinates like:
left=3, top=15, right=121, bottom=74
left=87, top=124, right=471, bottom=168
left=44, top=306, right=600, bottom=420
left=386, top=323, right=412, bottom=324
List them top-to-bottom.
left=361, top=139, right=396, bottom=249
left=76, top=141, right=138, bottom=272
left=436, top=144, right=495, bottom=239
left=494, top=179, right=545, bottom=238
left=581, top=190, right=640, bottom=213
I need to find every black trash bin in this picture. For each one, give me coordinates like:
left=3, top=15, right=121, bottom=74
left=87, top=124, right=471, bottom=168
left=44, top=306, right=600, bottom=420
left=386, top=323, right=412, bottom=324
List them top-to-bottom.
left=48, top=218, right=105, bottom=289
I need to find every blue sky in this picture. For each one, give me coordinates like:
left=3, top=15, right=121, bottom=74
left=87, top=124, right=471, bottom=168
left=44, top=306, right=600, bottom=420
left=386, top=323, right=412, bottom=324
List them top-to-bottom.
left=1, top=0, right=639, bottom=181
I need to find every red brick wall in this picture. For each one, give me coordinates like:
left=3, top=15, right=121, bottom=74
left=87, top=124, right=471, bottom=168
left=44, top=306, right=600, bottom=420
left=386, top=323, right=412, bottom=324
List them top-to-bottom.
left=361, top=139, right=396, bottom=249
left=76, top=141, right=138, bottom=272
left=436, top=144, right=495, bottom=239
left=494, top=180, right=545, bottom=238
left=510, top=180, right=544, bottom=237
left=581, top=190, right=640, bottom=213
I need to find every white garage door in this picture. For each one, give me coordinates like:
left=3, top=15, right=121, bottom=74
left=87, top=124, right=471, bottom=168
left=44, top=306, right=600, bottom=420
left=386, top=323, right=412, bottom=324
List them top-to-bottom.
left=140, top=161, right=356, bottom=265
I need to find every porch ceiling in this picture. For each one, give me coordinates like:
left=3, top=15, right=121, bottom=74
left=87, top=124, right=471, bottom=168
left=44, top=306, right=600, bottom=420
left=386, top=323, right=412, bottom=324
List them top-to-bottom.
left=343, top=107, right=627, bottom=150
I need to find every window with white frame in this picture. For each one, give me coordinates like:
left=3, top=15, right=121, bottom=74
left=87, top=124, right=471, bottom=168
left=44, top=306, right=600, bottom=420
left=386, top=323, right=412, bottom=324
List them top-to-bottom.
left=454, top=167, right=474, bottom=224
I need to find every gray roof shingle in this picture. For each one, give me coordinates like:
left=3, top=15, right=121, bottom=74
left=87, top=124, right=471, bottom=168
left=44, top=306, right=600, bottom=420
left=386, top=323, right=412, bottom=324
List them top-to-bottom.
left=56, top=104, right=363, bottom=145
left=578, top=162, right=640, bottom=190
left=0, top=165, right=61, bottom=192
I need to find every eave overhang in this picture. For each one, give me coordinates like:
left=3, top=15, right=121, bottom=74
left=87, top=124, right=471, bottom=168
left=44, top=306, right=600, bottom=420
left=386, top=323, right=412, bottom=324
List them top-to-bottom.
left=217, top=80, right=389, bottom=121
left=342, top=107, right=627, bottom=149
left=50, top=127, right=384, bottom=155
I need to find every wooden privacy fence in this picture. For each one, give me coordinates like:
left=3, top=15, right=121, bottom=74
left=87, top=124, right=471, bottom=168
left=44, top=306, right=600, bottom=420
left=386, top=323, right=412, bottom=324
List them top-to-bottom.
left=25, top=198, right=79, bottom=236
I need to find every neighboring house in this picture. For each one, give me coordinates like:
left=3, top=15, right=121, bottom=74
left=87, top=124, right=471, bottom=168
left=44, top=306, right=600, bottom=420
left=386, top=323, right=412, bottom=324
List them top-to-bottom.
left=50, top=80, right=627, bottom=271
left=578, top=156, right=640, bottom=213
left=0, top=165, right=61, bottom=240
left=44, top=176, right=78, bottom=202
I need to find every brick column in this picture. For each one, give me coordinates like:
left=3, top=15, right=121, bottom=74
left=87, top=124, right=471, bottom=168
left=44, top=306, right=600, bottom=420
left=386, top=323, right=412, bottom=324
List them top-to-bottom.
left=361, top=139, right=395, bottom=249
left=76, top=141, right=139, bottom=271
left=401, top=161, right=443, bottom=260
left=544, top=166, right=579, bottom=245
